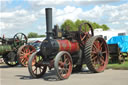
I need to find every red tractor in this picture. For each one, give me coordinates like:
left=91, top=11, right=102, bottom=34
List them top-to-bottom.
left=28, top=8, right=109, bottom=80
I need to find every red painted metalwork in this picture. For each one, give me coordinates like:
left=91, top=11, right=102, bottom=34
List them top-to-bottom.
left=57, top=40, right=80, bottom=53
left=18, top=45, right=36, bottom=67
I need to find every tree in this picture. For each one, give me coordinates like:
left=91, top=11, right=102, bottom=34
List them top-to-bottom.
left=61, top=19, right=75, bottom=31
left=61, top=19, right=110, bottom=31
left=101, top=24, right=109, bottom=31
left=28, top=32, right=38, bottom=38
left=38, top=35, right=46, bottom=37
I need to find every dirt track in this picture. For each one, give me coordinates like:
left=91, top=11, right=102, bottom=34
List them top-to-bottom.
left=0, top=64, right=128, bottom=85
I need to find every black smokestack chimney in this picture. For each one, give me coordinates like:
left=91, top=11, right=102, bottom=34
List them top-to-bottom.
left=45, top=8, right=52, bottom=39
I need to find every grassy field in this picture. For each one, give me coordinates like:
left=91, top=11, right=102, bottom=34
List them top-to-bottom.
left=107, top=61, right=128, bottom=70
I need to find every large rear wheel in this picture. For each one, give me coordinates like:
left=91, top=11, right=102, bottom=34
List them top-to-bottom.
left=84, top=36, right=108, bottom=73
left=17, top=45, right=36, bottom=67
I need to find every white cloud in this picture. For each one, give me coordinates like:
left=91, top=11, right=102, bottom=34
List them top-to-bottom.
left=1, top=0, right=128, bottom=37
left=27, top=0, right=73, bottom=8
left=74, top=0, right=120, bottom=5
left=54, top=3, right=128, bottom=30
left=54, top=5, right=105, bottom=24
left=55, top=6, right=83, bottom=23
left=39, top=8, right=45, bottom=15
left=0, top=9, right=37, bottom=31
left=0, top=9, right=28, bottom=18
left=0, top=12, right=14, bottom=18
left=120, top=16, right=128, bottom=21
left=112, top=21, right=119, bottom=24
left=0, top=22, right=14, bottom=29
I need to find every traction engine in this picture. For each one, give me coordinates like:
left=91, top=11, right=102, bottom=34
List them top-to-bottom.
left=28, top=8, right=109, bottom=80
left=0, top=33, right=27, bottom=66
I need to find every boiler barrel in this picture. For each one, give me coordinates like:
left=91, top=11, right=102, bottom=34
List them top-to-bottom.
left=40, top=39, right=80, bottom=56
left=57, top=40, right=80, bottom=53
left=0, top=45, right=12, bottom=55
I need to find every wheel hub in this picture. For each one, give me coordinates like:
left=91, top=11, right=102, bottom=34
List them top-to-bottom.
left=98, top=51, right=103, bottom=57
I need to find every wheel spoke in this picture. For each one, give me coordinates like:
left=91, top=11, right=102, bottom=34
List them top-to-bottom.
left=20, top=34, right=23, bottom=40
left=81, top=35, right=86, bottom=41
left=100, top=42, right=103, bottom=50
left=93, top=44, right=98, bottom=51
left=30, top=50, right=36, bottom=54
left=91, top=50, right=97, bottom=54
left=20, top=51, right=24, bottom=55
left=102, top=51, right=107, bottom=54
left=92, top=56, right=97, bottom=61
left=101, top=56, right=104, bottom=60
left=99, top=57, right=105, bottom=65
left=21, top=58, right=25, bottom=63
left=23, top=58, right=27, bottom=64
left=64, top=58, right=68, bottom=63
left=93, top=59, right=97, bottom=66
left=39, top=67, right=42, bottom=73
left=63, top=68, right=68, bottom=74
left=59, top=69, right=63, bottom=75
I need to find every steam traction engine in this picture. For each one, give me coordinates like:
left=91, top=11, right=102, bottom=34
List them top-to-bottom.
left=28, top=8, right=109, bottom=80
left=0, top=33, right=27, bottom=66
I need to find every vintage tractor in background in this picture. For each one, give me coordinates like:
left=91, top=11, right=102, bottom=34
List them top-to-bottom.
left=28, top=8, right=109, bottom=80
left=0, top=33, right=27, bottom=66
left=107, top=36, right=128, bottom=64
left=17, top=40, right=41, bottom=67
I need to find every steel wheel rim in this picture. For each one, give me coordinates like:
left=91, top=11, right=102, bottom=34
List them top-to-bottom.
left=91, top=38, right=108, bottom=72
left=19, top=45, right=36, bottom=66
left=58, top=53, right=72, bottom=79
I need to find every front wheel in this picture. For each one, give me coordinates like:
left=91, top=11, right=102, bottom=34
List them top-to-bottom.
left=3, top=51, right=19, bottom=67
left=28, top=51, right=47, bottom=78
left=54, top=51, right=73, bottom=80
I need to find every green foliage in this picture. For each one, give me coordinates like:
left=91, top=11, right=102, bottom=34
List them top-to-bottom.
left=61, top=19, right=110, bottom=31
left=61, top=19, right=76, bottom=31
left=101, top=24, right=110, bottom=31
left=28, top=32, right=46, bottom=38
left=28, top=32, right=38, bottom=38
left=38, top=35, right=46, bottom=37
left=107, top=61, right=128, bottom=70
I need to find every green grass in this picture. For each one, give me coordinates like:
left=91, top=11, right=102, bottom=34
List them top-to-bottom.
left=107, top=61, right=128, bottom=70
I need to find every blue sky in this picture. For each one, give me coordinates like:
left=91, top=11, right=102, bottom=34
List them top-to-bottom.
left=0, top=0, right=128, bottom=37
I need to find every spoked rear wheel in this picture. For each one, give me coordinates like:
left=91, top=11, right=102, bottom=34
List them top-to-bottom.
left=84, top=36, right=108, bottom=73
left=17, top=45, right=36, bottom=67
left=28, top=51, right=47, bottom=78
left=54, top=51, right=73, bottom=80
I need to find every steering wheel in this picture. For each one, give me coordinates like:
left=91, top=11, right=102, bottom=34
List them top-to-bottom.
left=78, top=23, right=94, bottom=48
left=13, top=33, right=27, bottom=48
